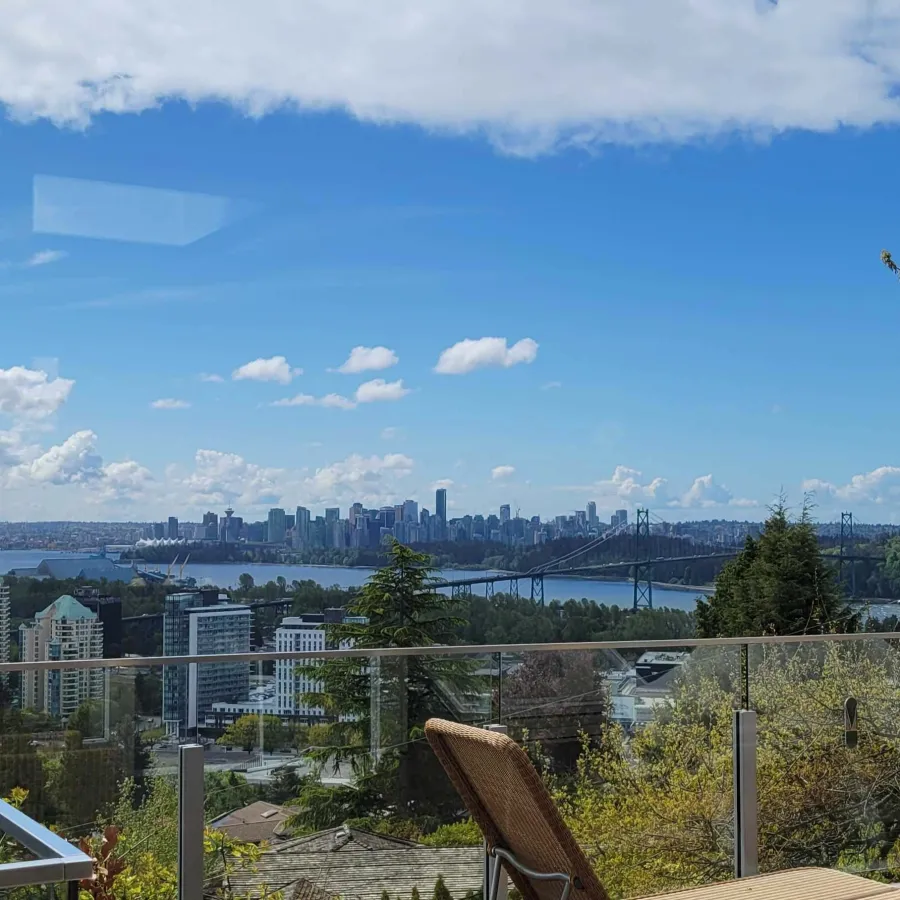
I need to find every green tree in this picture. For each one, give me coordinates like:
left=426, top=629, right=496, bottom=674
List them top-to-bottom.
left=696, top=498, right=854, bottom=638
left=295, top=541, right=474, bottom=828
left=238, top=573, right=255, bottom=594
left=560, top=642, right=900, bottom=898
left=217, top=714, right=286, bottom=752
left=433, top=875, right=452, bottom=900
left=411, top=888, right=421, bottom=900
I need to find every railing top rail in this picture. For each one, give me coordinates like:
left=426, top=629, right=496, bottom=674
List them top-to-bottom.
left=0, top=630, right=897, bottom=672
left=0, top=798, right=94, bottom=888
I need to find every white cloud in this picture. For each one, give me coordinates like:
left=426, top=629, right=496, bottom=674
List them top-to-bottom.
left=3, top=4, right=900, bottom=154
left=25, top=249, right=67, bottom=267
left=435, top=337, right=538, bottom=375
left=335, top=346, right=399, bottom=374
left=232, top=356, right=301, bottom=384
left=0, top=366, right=75, bottom=420
left=199, top=373, right=224, bottom=383
left=355, top=378, right=411, bottom=403
left=274, top=379, right=411, bottom=409
left=541, top=381, right=562, bottom=390
left=270, top=392, right=356, bottom=410
left=151, top=398, right=191, bottom=410
left=380, top=426, right=400, bottom=440
left=6, top=430, right=103, bottom=486
left=179, top=448, right=286, bottom=507
left=304, top=453, right=415, bottom=505
left=91, top=459, right=154, bottom=504
left=492, top=465, right=516, bottom=480
left=571, top=466, right=755, bottom=509
left=804, top=467, right=900, bottom=505
left=678, top=474, right=735, bottom=508
left=432, top=478, right=454, bottom=490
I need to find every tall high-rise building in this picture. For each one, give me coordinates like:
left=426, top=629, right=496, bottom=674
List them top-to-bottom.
left=435, top=488, right=447, bottom=538
left=402, top=500, right=418, bottom=523
left=586, top=501, right=597, bottom=526
left=349, top=503, right=363, bottom=526
left=500, top=504, right=511, bottom=524
left=294, top=506, right=311, bottom=548
left=267, top=508, right=287, bottom=544
left=325, top=508, right=340, bottom=526
left=616, top=509, right=628, bottom=527
left=202, top=511, right=219, bottom=540
left=167, top=516, right=179, bottom=540
left=153, top=523, right=165, bottom=540
left=0, top=579, right=9, bottom=683
left=75, top=588, right=123, bottom=659
left=162, top=590, right=251, bottom=736
left=20, top=595, right=104, bottom=723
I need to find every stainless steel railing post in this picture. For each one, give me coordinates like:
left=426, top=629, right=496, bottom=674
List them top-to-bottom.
left=733, top=709, right=758, bottom=878
left=178, top=744, right=205, bottom=900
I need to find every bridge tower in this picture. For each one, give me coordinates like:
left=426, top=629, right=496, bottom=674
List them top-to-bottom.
left=633, top=508, right=653, bottom=611
left=839, top=512, right=856, bottom=598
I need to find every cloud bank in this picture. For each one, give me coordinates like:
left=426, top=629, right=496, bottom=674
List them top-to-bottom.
left=3, top=2, right=900, bottom=154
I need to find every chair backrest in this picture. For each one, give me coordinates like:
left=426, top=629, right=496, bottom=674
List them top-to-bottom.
left=425, top=719, right=609, bottom=900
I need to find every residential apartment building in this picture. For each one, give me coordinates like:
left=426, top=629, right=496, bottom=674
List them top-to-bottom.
left=0, top=578, right=10, bottom=679
left=163, top=590, right=252, bottom=736
left=20, top=595, right=104, bottom=723
left=275, top=611, right=368, bottom=720
left=275, top=615, right=327, bottom=718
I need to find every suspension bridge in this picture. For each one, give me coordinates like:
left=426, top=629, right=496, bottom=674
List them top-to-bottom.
left=435, top=509, right=887, bottom=611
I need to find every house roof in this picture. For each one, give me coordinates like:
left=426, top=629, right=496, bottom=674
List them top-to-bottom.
left=36, top=595, right=96, bottom=621
left=210, top=801, right=291, bottom=845
left=274, top=825, right=419, bottom=854
left=227, top=845, right=484, bottom=900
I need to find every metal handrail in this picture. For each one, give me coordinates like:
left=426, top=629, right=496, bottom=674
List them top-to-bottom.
left=0, top=630, right=894, bottom=672
left=0, top=798, right=94, bottom=888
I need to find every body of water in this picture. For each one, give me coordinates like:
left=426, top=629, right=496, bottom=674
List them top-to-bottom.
left=0, top=550, right=705, bottom=611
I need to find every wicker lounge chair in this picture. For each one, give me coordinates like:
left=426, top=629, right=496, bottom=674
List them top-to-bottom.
left=425, top=718, right=897, bottom=900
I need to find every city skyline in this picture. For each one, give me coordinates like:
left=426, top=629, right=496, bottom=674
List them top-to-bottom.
left=3, top=7, right=900, bottom=521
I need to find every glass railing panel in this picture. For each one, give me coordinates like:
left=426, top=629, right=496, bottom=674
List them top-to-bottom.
left=750, top=637, right=900, bottom=881
left=539, top=643, right=742, bottom=899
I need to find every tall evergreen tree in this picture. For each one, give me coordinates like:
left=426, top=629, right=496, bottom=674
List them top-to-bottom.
left=696, top=499, right=856, bottom=638
left=294, top=540, right=474, bottom=827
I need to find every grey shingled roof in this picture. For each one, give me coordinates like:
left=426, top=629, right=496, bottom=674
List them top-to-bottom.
left=210, top=801, right=291, bottom=845
left=275, top=826, right=419, bottom=853
left=227, top=846, right=484, bottom=900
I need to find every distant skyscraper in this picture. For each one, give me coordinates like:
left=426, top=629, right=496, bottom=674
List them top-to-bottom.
left=435, top=488, right=447, bottom=537
left=402, top=499, right=418, bottom=523
left=586, top=501, right=597, bottom=526
left=349, top=502, right=363, bottom=526
left=500, top=504, right=511, bottom=524
left=294, top=506, right=311, bottom=548
left=267, top=508, right=287, bottom=544
left=325, top=508, right=340, bottom=525
left=616, top=509, right=628, bottom=527
left=202, top=511, right=219, bottom=540
left=167, top=516, right=179, bottom=540
left=153, top=522, right=165, bottom=540
left=20, top=595, right=104, bottom=723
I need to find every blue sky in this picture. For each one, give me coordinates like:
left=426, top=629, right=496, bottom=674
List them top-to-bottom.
left=2, top=1, right=900, bottom=523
